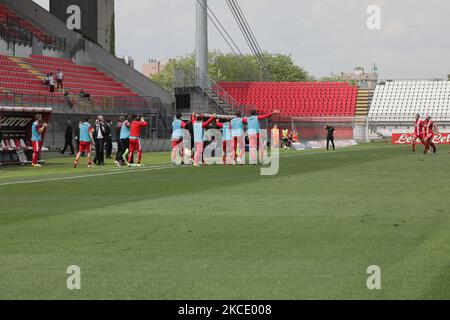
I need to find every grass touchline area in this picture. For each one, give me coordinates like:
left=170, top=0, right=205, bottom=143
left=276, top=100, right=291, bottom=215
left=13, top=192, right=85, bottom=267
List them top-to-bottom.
left=1, top=143, right=449, bottom=300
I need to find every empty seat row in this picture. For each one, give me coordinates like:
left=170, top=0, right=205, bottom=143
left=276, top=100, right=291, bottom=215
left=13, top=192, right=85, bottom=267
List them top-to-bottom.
left=0, top=54, right=139, bottom=99
left=369, top=80, right=450, bottom=121
left=219, top=81, right=358, bottom=116
left=1, top=138, right=32, bottom=151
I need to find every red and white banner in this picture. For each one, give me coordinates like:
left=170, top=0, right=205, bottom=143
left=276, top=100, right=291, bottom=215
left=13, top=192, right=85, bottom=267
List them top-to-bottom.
left=392, top=133, right=450, bottom=145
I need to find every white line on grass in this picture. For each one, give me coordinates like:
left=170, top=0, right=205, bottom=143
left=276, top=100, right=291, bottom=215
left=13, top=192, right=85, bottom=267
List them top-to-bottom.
left=278, top=144, right=393, bottom=158
left=0, top=145, right=393, bottom=187
left=0, top=164, right=175, bottom=187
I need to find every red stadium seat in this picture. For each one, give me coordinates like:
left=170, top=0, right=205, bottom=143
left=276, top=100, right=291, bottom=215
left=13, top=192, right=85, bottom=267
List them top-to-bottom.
left=0, top=54, right=139, bottom=99
left=218, top=81, right=358, bottom=116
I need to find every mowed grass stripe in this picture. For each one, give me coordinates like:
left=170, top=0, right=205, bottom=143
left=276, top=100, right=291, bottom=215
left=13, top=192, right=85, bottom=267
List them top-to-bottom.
left=0, top=143, right=449, bottom=299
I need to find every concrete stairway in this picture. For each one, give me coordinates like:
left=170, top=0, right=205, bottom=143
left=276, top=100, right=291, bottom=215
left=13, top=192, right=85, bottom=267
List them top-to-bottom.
left=8, top=56, right=44, bottom=81
left=203, top=86, right=233, bottom=115
left=355, top=88, right=374, bottom=124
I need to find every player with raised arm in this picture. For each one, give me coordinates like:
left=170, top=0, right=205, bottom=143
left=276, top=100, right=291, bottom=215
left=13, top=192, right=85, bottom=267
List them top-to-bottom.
left=243, top=110, right=279, bottom=164
left=171, top=113, right=190, bottom=164
left=192, top=113, right=215, bottom=167
left=31, top=114, right=48, bottom=167
left=115, top=114, right=132, bottom=167
left=412, top=114, right=425, bottom=153
left=128, top=115, right=149, bottom=167
left=424, top=116, right=438, bottom=154
left=73, top=118, right=94, bottom=168
left=215, top=119, right=232, bottom=164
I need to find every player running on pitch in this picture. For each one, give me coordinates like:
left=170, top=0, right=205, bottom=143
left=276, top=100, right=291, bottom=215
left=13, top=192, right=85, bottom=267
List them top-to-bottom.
left=244, top=110, right=279, bottom=164
left=192, top=113, right=215, bottom=167
left=31, top=114, right=48, bottom=167
left=412, top=114, right=426, bottom=153
left=128, top=115, right=149, bottom=167
left=424, top=116, right=438, bottom=154
left=73, top=118, right=94, bottom=168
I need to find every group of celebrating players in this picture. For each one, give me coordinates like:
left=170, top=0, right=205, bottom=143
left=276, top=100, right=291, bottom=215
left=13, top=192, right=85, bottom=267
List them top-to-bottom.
left=171, top=110, right=280, bottom=166
left=28, top=111, right=440, bottom=169
left=73, top=114, right=148, bottom=168
left=412, top=114, right=438, bottom=154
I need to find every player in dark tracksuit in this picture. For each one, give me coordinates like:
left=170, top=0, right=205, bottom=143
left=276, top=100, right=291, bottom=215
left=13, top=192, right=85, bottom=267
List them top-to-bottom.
left=115, top=115, right=132, bottom=166
left=325, top=124, right=335, bottom=151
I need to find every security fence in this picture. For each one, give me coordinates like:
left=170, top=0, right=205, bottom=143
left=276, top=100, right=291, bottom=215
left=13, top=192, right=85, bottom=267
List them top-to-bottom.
left=0, top=22, right=66, bottom=51
left=0, top=92, right=172, bottom=148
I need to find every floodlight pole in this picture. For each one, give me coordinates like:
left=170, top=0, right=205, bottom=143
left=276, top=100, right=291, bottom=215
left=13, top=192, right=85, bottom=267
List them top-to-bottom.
left=196, top=0, right=208, bottom=88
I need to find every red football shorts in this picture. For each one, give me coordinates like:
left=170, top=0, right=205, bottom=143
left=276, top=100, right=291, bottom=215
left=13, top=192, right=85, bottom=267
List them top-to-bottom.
left=171, top=138, right=182, bottom=149
left=129, top=139, right=141, bottom=152
left=32, top=141, right=42, bottom=153
left=79, top=141, right=91, bottom=153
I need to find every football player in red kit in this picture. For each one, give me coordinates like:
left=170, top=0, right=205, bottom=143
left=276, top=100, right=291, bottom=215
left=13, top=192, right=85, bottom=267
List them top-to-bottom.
left=31, top=114, right=48, bottom=167
left=412, top=114, right=425, bottom=153
left=128, top=115, right=148, bottom=167
left=423, top=116, right=438, bottom=154
left=215, top=119, right=232, bottom=164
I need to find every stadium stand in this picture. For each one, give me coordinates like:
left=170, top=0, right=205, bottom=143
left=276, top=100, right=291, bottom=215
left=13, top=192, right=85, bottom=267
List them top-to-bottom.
left=0, top=0, right=173, bottom=147
left=0, top=3, right=64, bottom=49
left=0, top=54, right=139, bottom=97
left=369, top=80, right=450, bottom=122
left=219, top=82, right=358, bottom=116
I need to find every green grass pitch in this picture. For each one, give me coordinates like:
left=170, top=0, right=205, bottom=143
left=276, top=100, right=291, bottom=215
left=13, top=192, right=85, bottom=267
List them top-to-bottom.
left=0, top=143, right=449, bottom=300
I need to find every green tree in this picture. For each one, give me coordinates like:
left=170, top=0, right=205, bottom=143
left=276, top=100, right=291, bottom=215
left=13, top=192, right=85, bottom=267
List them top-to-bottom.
left=150, top=51, right=312, bottom=90
left=209, top=52, right=262, bottom=82
left=151, top=53, right=196, bottom=91
left=262, top=53, right=311, bottom=82
left=318, top=73, right=355, bottom=85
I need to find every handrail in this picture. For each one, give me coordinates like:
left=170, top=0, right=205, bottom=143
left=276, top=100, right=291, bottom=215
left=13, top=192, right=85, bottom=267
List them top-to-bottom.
left=0, top=21, right=66, bottom=51
left=0, top=22, right=33, bottom=46
left=172, top=67, right=252, bottom=115
left=194, top=67, right=248, bottom=114
left=0, top=91, right=165, bottom=115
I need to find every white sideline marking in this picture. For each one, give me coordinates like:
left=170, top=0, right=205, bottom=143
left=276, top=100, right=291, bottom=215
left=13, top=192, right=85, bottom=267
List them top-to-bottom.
left=0, top=145, right=392, bottom=187
left=279, top=145, right=393, bottom=158
left=0, top=164, right=175, bottom=187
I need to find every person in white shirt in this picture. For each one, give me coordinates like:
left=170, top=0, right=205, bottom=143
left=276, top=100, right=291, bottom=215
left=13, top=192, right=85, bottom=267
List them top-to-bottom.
left=56, top=69, right=64, bottom=90
left=49, top=73, right=55, bottom=92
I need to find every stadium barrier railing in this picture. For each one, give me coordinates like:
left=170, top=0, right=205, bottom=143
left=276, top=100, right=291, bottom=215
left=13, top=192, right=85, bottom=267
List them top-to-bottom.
left=0, top=22, right=66, bottom=51
left=0, top=22, right=33, bottom=47
left=173, top=67, right=253, bottom=116
left=0, top=91, right=172, bottom=140
left=0, top=92, right=166, bottom=115
left=367, top=114, right=450, bottom=140
left=368, top=114, right=450, bottom=123
left=271, top=115, right=369, bottom=142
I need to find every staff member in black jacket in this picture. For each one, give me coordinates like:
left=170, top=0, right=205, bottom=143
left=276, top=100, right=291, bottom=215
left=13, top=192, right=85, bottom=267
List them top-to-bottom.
left=93, top=115, right=106, bottom=165
left=105, top=119, right=113, bottom=159
left=60, top=120, right=75, bottom=155
left=325, top=124, right=336, bottom=151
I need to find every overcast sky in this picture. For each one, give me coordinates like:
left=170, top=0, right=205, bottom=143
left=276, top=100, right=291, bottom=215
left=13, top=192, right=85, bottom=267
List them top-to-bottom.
left=32, top=0, right=450, bottom=80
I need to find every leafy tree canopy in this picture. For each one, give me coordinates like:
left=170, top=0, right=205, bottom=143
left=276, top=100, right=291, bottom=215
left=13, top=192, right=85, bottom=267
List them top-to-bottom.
left=150, top=51, right=313, bottom=91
